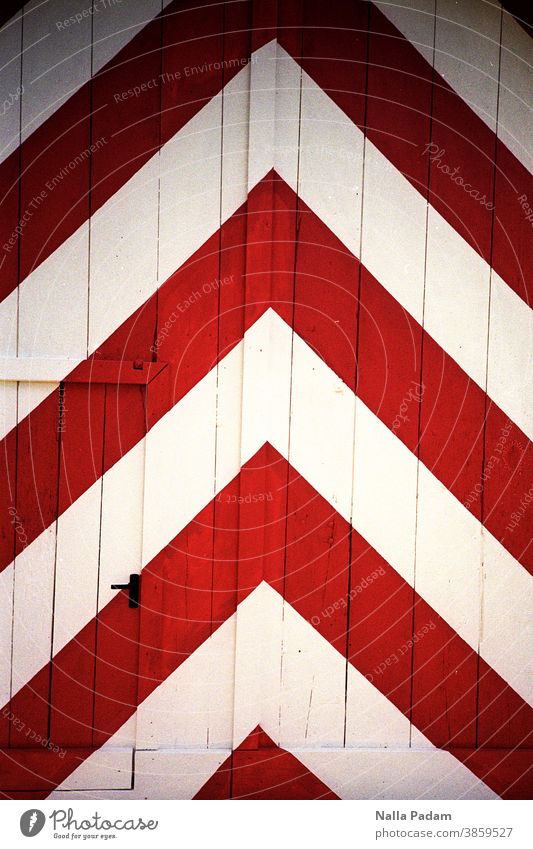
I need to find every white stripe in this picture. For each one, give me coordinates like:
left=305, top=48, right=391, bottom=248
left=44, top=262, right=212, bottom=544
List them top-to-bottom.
left=376, top=0, right=533, bottom=174
left=498, top=8, right=533, bottom=174
left=0, top=9, right=22, bottom=161
left=2, top=39, right=530, bottom=441
left=278, top=48, right=533, bottom=439
left=5, top=311, right=531, bottom=708
left=50, top=584, right=496, bottom=799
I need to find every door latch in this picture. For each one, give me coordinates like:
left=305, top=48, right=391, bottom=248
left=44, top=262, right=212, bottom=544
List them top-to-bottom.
left=111, top=573, right=140, bottom=608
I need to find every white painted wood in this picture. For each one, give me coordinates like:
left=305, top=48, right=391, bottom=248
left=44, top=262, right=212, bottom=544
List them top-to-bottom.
left=20, top=0, right=92, bottom=142
left=373, top=0, right=435, bottom=67
left=0, top=1, right=168, bottom=163
left=246, top=39, right=276, bottom=191
left=220, top=60, right=251, bottom=222
left=158, top=93, right=223, bottom=285
left=424, top=204, right=490, bottom=389
left=488, top=274, right=533, bottom=437
left=0, top=290, right=17, bottom=362
left=286, top=330, right=356, bottom=522
left=142, top=365, right=222, bottom=568
left=15, top=379, right=58, bottom=422
left=352, top=400, right=418, bottom=587
left=416, top=465, right=482, bottom=652
left=480, top=532, right=533, bottom=705
left=0, top=565, right=14, bottom=711
left=232, top=585, right=285, bottom=748
left=275, top=591, right=347, bottom=748
left=136, top=616, right=236, bottom=750
left=51, top=750, right=228, bottom=799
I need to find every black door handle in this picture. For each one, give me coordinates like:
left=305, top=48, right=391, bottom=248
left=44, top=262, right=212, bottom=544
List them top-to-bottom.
left=111, top=573, right=140, bottom=608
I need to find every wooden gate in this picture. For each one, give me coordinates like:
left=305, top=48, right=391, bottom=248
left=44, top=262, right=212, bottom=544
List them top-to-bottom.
left=0, top=0, right=531, bottom=799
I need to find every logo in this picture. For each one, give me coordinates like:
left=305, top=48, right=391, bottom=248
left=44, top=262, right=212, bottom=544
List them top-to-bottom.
left=20, top=810, right=46, bottom=837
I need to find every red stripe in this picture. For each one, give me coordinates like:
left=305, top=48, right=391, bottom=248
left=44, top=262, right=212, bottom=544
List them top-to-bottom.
left=281, top=0, right=533, bottom=306
left=2, top=176, right=531, bottom=583
left=2, top=445, right=530, bottom=797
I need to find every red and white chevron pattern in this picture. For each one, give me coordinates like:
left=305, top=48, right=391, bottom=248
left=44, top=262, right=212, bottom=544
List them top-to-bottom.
left=0, top=0, right=531, bottom=800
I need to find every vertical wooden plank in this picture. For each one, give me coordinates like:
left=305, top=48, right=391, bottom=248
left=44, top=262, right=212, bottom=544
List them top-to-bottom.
left=230, top=0, right=278, bottom=761
left=49, top=383, right=105, bottom=747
